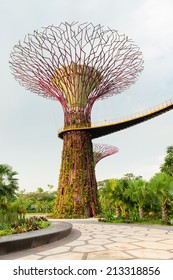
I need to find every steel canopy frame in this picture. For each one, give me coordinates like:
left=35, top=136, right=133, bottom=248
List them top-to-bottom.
left=93, top=143, right=119, bottom=165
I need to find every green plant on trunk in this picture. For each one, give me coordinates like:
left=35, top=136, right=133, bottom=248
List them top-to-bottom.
left=55, top=130, right=99, bottom=218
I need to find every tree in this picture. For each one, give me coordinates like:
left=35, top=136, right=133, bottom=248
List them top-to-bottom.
left=160, top=146, right=173, bottom=177
left=0, top=164, right=18, bottom=199
left=148, top=172, right=173, bottom=221
left=123, top=173, right=136, bottom=180
left=98, top=178, right=128, bottom=217
left=124, top=178, right=147, bottom=218
left=98, top=179, right=116, bottom=214
left=36, top=187, right=44, bottom=193
left=16, top=189, right=57, bottom=213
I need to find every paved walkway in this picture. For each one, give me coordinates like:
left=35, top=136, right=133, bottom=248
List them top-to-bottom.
left=1, top=219, right=173, bottom=260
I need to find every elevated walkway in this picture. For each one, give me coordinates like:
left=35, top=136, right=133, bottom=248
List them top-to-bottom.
left=58, top=98, right=173, bottom=139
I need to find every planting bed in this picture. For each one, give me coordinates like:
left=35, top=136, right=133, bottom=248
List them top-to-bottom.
left=0, top=221, right=72, bottom=255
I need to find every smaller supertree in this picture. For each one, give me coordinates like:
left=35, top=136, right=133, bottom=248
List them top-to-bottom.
left=93, top=143, right=119, bottom=165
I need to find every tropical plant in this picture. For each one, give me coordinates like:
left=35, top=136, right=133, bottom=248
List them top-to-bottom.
left=160, top=146, right=173, bottom=177
left=0, top=164, right=18, bottom=199
left=148, top=172, right=173, bottom=221
left=98, top=178, right=128, bottom=217
left=124, top=178, right=147, bottom=218
left=98, top=179, right=116, bottom=214
left=16, top=188, right=56, bottom=213
left=0, top=216, right=50, bottom=236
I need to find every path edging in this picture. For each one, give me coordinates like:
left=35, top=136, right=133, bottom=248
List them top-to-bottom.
left=0, top=221, right=72, bottom=255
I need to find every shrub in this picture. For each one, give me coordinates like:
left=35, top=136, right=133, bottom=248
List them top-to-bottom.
left=0, top=216, right=50, bottom=236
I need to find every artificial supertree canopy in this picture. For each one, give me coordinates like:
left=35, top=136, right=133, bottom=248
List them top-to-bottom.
left=10, top=22, right=143, bottom=118
left=93, top=143, right=119, bottom=165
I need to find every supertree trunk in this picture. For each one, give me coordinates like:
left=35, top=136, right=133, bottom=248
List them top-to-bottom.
left=55, top=130, right=98, bottom=218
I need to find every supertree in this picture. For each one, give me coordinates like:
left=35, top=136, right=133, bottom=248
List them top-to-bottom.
left=10, top=22, right=143, bottom=218
left=93, top=143, right=119, bottom=165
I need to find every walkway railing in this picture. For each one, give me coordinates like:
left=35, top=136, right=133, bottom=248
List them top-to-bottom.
left=58, top=98, right=173, bottom=133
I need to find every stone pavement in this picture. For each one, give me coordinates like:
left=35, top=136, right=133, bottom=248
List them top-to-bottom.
left=1, top=218, right=173, bottom=260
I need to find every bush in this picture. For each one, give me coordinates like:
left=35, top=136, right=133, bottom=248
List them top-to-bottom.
left=0, top=216, right=50, bottom=236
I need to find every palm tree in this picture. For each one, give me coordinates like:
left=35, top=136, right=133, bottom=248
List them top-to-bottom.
left=0, top=164, right=18, bottom=199
left=0, top=164, right=18, bottom=223
left=148, top=172, right=173, bottom=221
left=99, top=178, right=128, bottom=217
left=124, top=178, right=147, bottom=218
left=98, top=179, right=116, bottom=214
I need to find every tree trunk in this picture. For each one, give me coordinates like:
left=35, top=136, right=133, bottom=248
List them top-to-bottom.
left=55, top=130, right=99, bottom=218
left=161, top=202, right=167, bottom=222
left=115, top=204, right=121, bottom=218
left=138, top=205, right=144, bottom=219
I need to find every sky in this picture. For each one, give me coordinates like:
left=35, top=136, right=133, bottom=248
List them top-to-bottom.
left=0, top=0, right=173, bottom=192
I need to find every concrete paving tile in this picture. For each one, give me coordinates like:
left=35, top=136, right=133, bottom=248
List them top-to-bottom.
left=148, top=229, right=168, bottom=233
left=99, top=230, right=119, bottom=234
left=148, top=230, right=168, bottom=235
left=114, top=231, right=129, bottom=235
left=128, top=233, right=147, bottom=236
left=92, top=234, right=113, bottom=239
left=158, top=234, right=172, bottom=238
left=131, top=235, right=163, bottom=241
left=77, top=236, right=92, bottom=241
left=110, top=237, right=139, bottom=243
left=87, top=239, right=112, bottom=245
left=158, top=239, right=173, bottom=245
left=65, top=240, right=85, bottom=247
left=132, top=241, right=173, bottom=250
left=105, top=242, right=140, bottom=250
left=73, top=244, right=104, bottom=253
left=40, top=246, right=70, bottom=255
left=127, top=249, right=173, bottom=259
left=86, top=250, right=134, bottom=260
left=43, top=252, right=83, bottom=260
left=15, top=254, right=41, bottom=260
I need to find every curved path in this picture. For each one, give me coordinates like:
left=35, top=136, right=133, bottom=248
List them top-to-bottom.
left=1, top=219, right=173, bottom=260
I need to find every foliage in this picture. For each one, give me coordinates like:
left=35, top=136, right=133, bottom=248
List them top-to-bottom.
left=55, top=131, right=98, bottom=218
left=1, top=145, right=172, bottom=224
left=160, top=146, right=173, bottom=177
left=98, top=153, right=173, bottom=225
left=0, top=164, right=18, bottom=198
left=148, top=172, right=173, bottom=221
left=124, top=178, right=147, bottom=218
left=16, top=189, right=56, bottom=213
left=105, top=212, right=116, bottom=222
left=99, top=215, right=165, bottom=225
left=0, top=216, right=50, bottom=236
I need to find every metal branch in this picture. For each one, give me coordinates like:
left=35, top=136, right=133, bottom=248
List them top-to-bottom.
left=10, top=22, right=143, bottom=115
left=93, top=143, right=119, bottom=165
